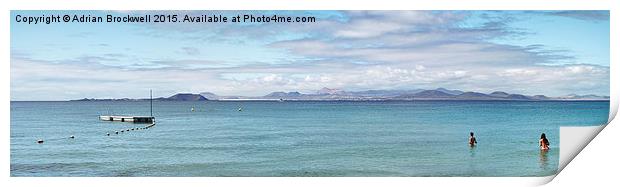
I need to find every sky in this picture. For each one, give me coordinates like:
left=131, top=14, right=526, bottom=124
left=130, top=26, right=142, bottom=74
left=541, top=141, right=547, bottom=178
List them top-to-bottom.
left=10, top=10, right=610, bottom=101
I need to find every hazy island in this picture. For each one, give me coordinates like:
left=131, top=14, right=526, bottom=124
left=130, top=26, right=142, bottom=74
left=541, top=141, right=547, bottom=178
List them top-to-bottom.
left=71, top=87, right=609, bottom=102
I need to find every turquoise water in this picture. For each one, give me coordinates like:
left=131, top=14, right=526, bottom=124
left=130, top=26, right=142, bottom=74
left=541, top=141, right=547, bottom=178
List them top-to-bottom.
left=10, top=101, right=609, bottom=176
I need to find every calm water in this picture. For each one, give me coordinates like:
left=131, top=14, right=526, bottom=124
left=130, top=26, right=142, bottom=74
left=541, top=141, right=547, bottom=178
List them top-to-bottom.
left=10, top=101, right=609, bottom=176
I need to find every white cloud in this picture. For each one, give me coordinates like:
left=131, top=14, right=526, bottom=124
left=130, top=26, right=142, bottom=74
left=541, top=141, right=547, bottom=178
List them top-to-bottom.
left=10, top=11, right=610, bottom=100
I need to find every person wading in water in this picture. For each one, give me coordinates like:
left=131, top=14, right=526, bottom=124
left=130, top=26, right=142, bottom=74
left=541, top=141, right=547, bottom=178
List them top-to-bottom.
left=469, top=132, right=477, bottom=147
left=540, top=133, right=550, bottom=150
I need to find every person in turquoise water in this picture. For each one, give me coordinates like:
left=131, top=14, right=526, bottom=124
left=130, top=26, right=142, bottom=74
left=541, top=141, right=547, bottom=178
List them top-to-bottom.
left=469, top=132, right=477, bottom=147
left=540, top=133, right=550, bottom=150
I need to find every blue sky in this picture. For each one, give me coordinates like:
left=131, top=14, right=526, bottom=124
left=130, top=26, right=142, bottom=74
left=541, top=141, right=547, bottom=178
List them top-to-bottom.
left=10, top=10, right=609, bottom=100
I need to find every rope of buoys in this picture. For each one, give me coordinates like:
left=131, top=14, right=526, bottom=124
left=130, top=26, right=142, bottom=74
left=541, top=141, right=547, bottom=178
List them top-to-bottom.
left=35, top=122, right=156, bottom=144
left=107, top=122, right=156, bottom=136
left=35, top=135, right=77, bottom=144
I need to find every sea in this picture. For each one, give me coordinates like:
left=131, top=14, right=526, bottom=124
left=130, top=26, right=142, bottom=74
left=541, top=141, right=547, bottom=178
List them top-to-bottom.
left=10, top=100, right=610, bottom=177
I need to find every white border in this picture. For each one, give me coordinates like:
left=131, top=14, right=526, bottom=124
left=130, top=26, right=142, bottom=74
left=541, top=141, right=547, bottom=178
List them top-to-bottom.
left=2, top=0, right=617, bottom=186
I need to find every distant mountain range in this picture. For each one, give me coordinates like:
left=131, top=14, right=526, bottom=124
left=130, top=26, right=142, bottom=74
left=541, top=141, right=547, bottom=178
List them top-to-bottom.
left=71, top=87, right=609, bottom=101
left=72, top=93, right=207, bottom=101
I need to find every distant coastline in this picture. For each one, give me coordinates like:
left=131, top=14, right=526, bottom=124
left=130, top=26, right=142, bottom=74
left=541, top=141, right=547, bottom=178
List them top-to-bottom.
left=69, top=87, right=610, bottom=102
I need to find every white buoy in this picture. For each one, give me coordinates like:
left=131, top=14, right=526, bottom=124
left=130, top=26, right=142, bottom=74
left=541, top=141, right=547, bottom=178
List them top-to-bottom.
left=115, top=131, right=119, bottom=134
left=107, top=133, right=110, bottom=136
